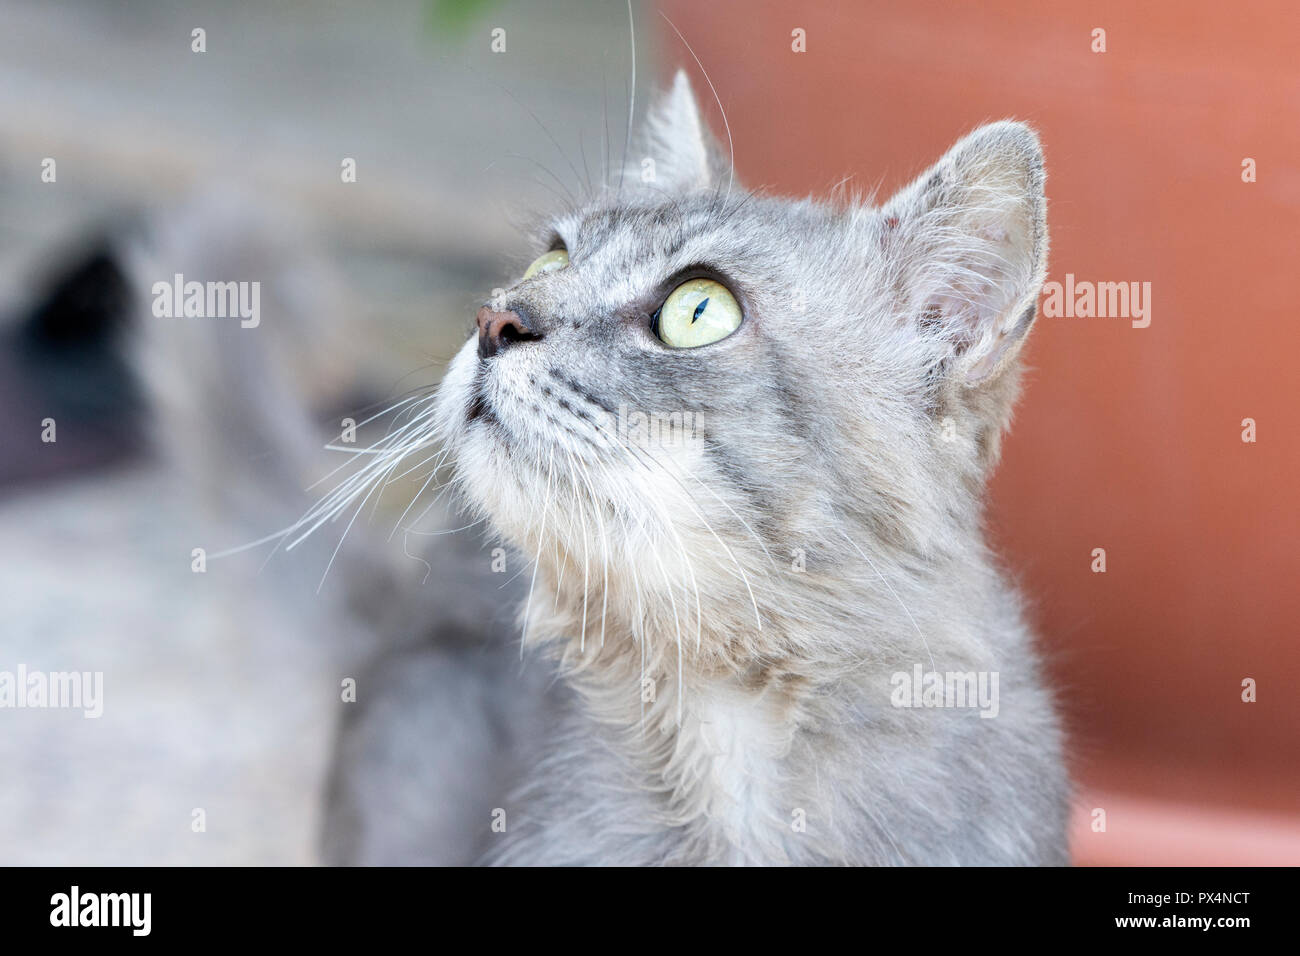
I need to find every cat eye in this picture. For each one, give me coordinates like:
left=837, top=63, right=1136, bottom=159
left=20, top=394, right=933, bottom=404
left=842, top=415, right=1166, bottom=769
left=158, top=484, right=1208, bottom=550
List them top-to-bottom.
left=523, top=248, right=569, bottom=279
left=653, top=278, right=742, bottom=348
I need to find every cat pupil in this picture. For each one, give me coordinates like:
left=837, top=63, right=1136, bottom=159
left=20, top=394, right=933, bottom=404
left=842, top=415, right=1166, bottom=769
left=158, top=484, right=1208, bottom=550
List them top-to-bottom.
left=691, top=297, right=709, bottom=324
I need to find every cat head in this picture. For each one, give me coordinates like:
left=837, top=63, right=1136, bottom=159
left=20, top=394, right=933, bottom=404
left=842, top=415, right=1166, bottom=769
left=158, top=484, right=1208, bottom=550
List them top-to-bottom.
left=434, top=70, right=1047, bottom=651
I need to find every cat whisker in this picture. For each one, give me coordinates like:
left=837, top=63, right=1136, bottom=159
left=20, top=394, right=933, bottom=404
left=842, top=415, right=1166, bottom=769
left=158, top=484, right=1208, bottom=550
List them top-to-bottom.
left=618, top=0, right=635, bottom=199
left=659, top=12, right=735, bottom=201
left=600, top=56, right=610, bottom=192
left=483, top=69, right=589, bottom=201
left=577, top=129, right=594, bottom=199
left=502, top=152, right=578, bottom=207
left=615, top=383, right=775, bottom=571
left=304, top=395, right=433, bottom=492
left=586, top=406, right=764, bottom=631
left=593, top=434, right=705, bottom=647
left=560, top=438, right=611, bottom=650
left=520, top=447, right=555, bottom=652
left=559, top=448, right=590, bottom=646
left=591, top=448, right=701, bottom=653
left=389, top=454, right=455, bottom=541
left=317, top=461, right=391, bottom=593
left=396, top=465, right=462, bottom=538
left=401, top=515, right=488, bottom=538
left=401, top=529, right=432, bottom=586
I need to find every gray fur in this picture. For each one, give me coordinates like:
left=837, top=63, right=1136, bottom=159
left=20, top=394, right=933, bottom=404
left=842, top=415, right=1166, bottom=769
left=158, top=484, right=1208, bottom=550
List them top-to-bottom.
left=329, top=71, right=1068, bottom=865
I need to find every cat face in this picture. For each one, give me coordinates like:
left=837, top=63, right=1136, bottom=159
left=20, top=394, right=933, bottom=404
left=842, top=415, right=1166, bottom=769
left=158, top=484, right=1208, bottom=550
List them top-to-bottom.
left=435, top=71, right=1047, bottom=621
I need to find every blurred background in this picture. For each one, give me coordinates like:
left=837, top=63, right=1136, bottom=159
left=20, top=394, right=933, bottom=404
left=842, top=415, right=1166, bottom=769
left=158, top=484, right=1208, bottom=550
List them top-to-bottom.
left=0, top=0, right=1295, bottom=864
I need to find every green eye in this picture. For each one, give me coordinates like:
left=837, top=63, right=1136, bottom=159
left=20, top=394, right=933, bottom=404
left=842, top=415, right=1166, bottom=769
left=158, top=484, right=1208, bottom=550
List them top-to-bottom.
left=524, top=248, right=569, bottom=279
left=654, top=279, right=742, bottom=348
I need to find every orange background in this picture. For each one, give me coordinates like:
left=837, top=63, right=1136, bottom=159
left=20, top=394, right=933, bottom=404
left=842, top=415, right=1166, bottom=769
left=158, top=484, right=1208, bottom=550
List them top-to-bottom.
left=661, top=0, right=1300, bottom=863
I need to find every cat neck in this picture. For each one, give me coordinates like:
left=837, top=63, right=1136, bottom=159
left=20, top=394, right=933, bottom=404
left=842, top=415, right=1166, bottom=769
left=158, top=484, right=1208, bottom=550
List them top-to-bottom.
left=524, top=517, right=998, bottom=687
left=519, top=530, right=1005, bottom=859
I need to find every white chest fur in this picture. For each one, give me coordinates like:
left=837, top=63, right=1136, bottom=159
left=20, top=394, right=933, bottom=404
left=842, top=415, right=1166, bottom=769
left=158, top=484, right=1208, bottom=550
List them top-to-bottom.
left=670, top=686, right=797, bottom=863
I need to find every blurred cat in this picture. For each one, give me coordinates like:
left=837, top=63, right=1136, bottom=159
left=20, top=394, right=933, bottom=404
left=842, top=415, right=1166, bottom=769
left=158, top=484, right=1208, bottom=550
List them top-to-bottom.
left=0, top=192, right=384, bottom=864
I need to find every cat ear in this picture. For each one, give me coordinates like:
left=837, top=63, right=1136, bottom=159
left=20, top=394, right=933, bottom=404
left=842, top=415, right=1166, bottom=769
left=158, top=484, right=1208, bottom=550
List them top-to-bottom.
left=628, top=69, right=727, bottom=194
left=882, top=122, right=1047, bottom=386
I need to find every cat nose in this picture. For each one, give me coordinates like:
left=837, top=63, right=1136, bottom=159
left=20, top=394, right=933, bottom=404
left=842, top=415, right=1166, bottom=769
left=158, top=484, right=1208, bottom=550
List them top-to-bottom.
left=476, top=306, right=541, bottom=359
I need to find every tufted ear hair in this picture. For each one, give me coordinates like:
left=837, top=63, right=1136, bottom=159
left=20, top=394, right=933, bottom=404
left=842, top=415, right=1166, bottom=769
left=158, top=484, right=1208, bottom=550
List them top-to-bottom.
left=625, top=69, right=730, bottom=195
left=882, top=121, right=1048, bottom=387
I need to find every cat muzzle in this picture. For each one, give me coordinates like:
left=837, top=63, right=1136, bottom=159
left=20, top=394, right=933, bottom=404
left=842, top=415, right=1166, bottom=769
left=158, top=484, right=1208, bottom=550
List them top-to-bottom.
left=476, top=306, right=542, bottom=359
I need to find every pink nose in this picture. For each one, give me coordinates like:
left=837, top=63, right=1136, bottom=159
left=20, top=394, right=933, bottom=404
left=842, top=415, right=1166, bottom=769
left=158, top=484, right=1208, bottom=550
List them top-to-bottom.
left=476, top=306, right=540, bottom=359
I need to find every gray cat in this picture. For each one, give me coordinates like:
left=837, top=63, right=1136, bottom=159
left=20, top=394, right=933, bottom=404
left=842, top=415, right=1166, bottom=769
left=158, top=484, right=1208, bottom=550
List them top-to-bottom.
left=323, top=71, right=1069, bottom=866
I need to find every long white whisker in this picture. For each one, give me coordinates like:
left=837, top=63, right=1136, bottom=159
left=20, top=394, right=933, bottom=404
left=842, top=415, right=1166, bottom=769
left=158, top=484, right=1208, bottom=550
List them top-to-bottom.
left=659, top=12, right=735, bottom=200
left=521, top=447, right=555, bottom=653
